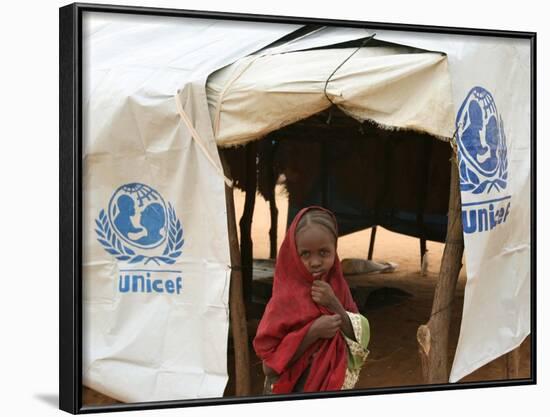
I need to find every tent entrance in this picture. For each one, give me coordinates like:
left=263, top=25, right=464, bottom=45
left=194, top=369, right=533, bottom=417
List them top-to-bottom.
left=218, top=103, right=465, bottom=393
left=219, top=105, right=452, bottom=305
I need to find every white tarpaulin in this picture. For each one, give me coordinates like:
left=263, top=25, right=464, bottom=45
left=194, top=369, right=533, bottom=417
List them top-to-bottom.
left=82, top=12, right=301, bottom=402
left=375, top=30, right=531, bottom=382
left=207, top=44, right=454, bottom=145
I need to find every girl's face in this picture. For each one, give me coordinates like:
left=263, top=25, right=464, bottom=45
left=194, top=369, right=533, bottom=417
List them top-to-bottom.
left=295, top=224, right=336, bottom=280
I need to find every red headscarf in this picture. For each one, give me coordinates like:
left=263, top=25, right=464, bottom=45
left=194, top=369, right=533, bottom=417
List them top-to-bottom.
left=253, top=206, right=358, bottom=393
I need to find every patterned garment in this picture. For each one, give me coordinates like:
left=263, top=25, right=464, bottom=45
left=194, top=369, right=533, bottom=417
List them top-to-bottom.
left=263, top=312, right=370, bottom=394
left=341, top=312, right=370, bottom=390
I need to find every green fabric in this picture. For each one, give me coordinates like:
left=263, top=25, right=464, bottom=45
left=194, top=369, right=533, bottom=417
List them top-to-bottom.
left=345, top=313, right=370, bottom=371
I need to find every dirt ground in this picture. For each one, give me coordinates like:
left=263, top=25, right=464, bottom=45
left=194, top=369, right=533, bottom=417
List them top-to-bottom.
left=83, top=186, right=530, bottom=406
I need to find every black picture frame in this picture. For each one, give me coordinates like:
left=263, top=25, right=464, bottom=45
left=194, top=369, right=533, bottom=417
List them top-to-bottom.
left=59, top=2, right=537, bottom=414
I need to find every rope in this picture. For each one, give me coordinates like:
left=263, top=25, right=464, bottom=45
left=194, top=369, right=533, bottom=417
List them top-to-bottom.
left=323, top=34, right=376, bottom=106
left=174, top=93, right=233, bottom=188
left=449, top=125, right=460, bottom=161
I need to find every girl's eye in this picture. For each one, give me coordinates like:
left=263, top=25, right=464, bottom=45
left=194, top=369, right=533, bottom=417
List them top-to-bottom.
left=320, top=250, right=329, bottom=256
left=300, top=251, right=310, bottom=258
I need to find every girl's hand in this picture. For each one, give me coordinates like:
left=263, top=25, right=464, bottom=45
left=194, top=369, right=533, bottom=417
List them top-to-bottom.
left=311, top=280, right=339, bottom=311
left=310, top=314, right=342, bottom=339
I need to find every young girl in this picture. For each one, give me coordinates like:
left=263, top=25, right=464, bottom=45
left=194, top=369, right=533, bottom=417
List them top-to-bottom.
left=253, top=206, right=370, bottom=394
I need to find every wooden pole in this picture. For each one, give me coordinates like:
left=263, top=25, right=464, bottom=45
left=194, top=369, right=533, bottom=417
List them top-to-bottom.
left=417, top=137, right=433, bottom=268
left=321, top=138, right=329, bottom=207
left=266, top=140, right=279, bottom=259
left=240, top=141, right=257, bottom=305
left=220, top=151, right=251, bottom=396
left=417, top=157, right=464, bottom=384
left=269, top=193, right=278, bottom=259
left=368, top=226, right=377, bottom=260
left=420, top=238, right=427, bottom=270
left=505, top=346, right=521, bottom=379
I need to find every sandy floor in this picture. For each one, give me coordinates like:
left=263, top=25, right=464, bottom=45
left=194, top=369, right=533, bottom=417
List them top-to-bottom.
left=83, top=186, right=530, bottom=406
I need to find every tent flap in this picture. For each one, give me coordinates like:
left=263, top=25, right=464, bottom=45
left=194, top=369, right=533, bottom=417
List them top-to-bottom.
left=208, top=45, right=455, bottom=146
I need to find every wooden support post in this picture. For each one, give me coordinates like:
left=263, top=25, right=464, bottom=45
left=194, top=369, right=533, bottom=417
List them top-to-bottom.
left=371, top=133, right=393, bottom=261
left=417, top=136, right=433, bottom=268
left=321, top=137, right=329, bottom=207
left=265, top=140, right=279, bottom=259
left=240, top=141, right=257, bottom=305
left=220, top=151, right=251, bottom=396
left=416, top=158, right=464, bottom=384
left=269, top=193, right=278, bottom=259
left=368, top=226, right=377, bottom=260
left=419, top=237, right=428, bottom=275
left=420, top=238, right=427, bottom=257
left=505, top=346, right=521, bottom=379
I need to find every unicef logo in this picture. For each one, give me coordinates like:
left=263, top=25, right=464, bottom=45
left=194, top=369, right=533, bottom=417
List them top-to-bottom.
left=456, top=87, right=508, bottom=194
left=95, top=183, right=184, bottom=265
left=108, top=184, right=167, bottom=249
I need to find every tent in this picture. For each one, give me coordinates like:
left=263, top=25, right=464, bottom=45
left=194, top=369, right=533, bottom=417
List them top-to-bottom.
left=82, top=11, right=531, bottom=402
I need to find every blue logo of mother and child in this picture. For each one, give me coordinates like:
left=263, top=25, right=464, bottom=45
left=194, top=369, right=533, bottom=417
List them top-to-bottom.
left=456, top=86, right=508, bottom=194
left=456, top=87, right=511, bottom=234
left=95, top=183, right=184, bottom=265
